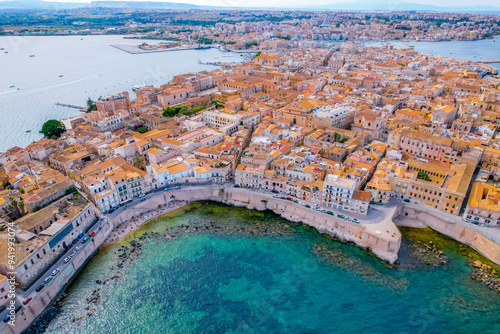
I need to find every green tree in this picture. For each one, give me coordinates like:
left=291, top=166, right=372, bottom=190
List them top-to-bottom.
left=86, top=98, right=97, bottom=112
left=41, top=119, right=65, bottom=139
left=136, top=126, right=148, bottom=134
left=132, top=155, right=146, bottom=171
left=417, top=171, right=432, bottom=182
left=6, top=196, right=25, bottom=219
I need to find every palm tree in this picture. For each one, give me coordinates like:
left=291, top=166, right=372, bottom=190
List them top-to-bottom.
left=132, top=155, right=146, bottom=171
left=6, top=196, right=23, bottom=219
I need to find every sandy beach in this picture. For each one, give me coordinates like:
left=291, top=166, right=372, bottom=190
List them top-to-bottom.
left=103, top=200, right=189, bottom=244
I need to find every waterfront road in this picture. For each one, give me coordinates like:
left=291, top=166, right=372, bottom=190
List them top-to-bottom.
left=0, top=217, right=106, bottom=322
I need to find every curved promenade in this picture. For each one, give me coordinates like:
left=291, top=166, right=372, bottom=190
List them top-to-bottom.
left=4, top=185, right=500, bottom=334
left=108, top=187, right=402, bottom=263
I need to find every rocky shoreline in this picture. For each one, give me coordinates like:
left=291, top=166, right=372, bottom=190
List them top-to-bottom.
left=408, top=240, right=449, bottom=267
left=470, top=260, right=500, bottom=293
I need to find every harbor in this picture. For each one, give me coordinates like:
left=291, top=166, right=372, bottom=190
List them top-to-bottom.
left=110, top=44, right=212, bottom=54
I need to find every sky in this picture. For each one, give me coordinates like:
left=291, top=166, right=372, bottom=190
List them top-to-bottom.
left=3, top=0, right=499, bottom=7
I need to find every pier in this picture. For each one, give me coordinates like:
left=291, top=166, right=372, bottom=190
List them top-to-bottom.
left=471, top=59, right=500, bottom=64
left=198, top=60, right=243, bottom=66
left=55, top=102, right=87, bottom=112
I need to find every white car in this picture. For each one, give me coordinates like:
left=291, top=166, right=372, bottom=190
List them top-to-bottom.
left=298, top=201, right=305, bottom=206
left=63, top=257, right=70, bottom=263
left=51, top=268, right=60, bottom=276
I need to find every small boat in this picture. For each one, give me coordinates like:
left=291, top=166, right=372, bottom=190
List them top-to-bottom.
left=0, top=48, right=3, bottom=50
left=4, top=51, right=7, bottom=54
left=29, top=55, right=35, bottom=57
left=59, top=75, right=63, bottom=77
left=133, top=83, right=148, bottom=91
left=9, top=85, right=14, bottom=88
left=26, top=130, right=31, bottom=133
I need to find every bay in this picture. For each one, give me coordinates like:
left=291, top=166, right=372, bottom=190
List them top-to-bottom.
left=0, top=35, right=244, bottom=151
left=41, top=202, right=500, bottom=334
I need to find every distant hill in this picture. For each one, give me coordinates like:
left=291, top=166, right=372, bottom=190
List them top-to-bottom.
left=0, top=0, right=498, bottom=13
left=0, top=0, right=83, bottom=9
left=88, top=1, right=201, bottom=9
left=308, top=1, right=500, bottom=13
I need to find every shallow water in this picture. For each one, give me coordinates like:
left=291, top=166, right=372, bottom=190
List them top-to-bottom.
left=42, top=202, right=500, bottom=334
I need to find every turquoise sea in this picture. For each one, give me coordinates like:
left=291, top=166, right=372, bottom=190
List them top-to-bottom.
left=41, top=203, right=500, bottom=334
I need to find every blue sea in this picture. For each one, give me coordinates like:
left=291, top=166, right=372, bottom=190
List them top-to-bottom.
left=42, top=203, right=500, bottom=334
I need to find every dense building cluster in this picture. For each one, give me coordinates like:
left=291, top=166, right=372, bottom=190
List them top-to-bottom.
left=1, top=40, right=500, bottom=290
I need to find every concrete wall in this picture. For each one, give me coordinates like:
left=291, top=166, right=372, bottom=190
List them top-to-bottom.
left=108, top=187, right=401, bottom=264
left=395, top=205, right=500, bottom=265
left=0, top=220, right=113, bottom=334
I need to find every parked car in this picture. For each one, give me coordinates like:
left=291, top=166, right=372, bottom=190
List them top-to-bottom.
left=234, top=184, right=240, bottom=188
left=271, top=189, right=279, bottom=194
left=139, top=193, right=145, bottom=198
left=273, top=194, right=279, bottom=198
left=280, top=196, right=286, bottom=200
left=286, top=196, right=292, bottom=201
left=403, top=198, right=411, bottom=203
left=293, top=199, right=299, bottom=203
left=298, top=201, right=305, bottom=206
left=305, top=204, right=311, bottom=208
left=326, top=211, right=334, bottom=216
left=337, top=214, right=345, bottom=219
left=344, top=216, right=352, bottom=221
left=352, top=218, right=360, bottom=223
left=88, top=231, right=95, bottom=237
left=77, top=233, right=84, bottom=239
left=82, top=236, right=90, bottom=244
left=72, top=238, right=79, bottom=245
left=75, top=246, right=81, bottom=252
left=69, top=251, right=76, bottom=257
left=64, top=257, right=70, bottom=263
left=51, top=268, right=60, bottom=276
left=43, top=276, right=52, bottom=284
left=35, top=284, right=45, bottom=292
left=23, top=297, right=32, bottom=305
left=0, top=305, right=5, bottom=313
left=14, top=305, right=21, bottom=313
left=3, top=315, right=10, bottom=323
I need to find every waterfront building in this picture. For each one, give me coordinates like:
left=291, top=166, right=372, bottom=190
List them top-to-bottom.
left=464, top=183, right=500, bottom=226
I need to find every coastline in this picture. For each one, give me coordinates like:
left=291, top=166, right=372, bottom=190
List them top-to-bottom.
left=110, top=44, right=213, bottom=54
left=103, top=200, right=190, bottom=244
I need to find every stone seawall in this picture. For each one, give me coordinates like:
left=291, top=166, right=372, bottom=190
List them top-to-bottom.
left=108, top=188, right=402, bottom=264
left=394, top=205, right=500, bottom=265
left=0, top=221, right=114, bottom=334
